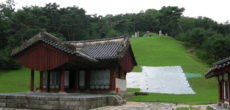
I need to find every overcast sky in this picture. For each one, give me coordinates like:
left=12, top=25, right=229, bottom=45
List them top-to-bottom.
left=1, top=0, right=229, bottom=23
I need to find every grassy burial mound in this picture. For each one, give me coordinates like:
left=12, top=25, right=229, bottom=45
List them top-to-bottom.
left=128, top=36, right=217, bottom=104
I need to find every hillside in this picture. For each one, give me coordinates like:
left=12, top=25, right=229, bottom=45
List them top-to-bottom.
left=0, top=36, right=217, bottom=104
left=128, top=36, right=217, bottom=104
left=131, top=37, right=207, bottom=73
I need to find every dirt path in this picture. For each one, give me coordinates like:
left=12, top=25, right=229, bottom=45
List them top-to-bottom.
left=92, top=102, right=217, bottom=110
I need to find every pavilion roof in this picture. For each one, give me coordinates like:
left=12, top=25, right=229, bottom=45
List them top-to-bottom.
left=11, top=31, right=136, bottom=65
left=66, top=36, right=130, bottom=60
left=205, top=57, right=230, bottom=78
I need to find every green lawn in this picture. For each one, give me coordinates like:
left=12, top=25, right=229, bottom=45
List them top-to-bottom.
left=128, top=36, right=217, bottom=104
left=0, top=68, right=39, bottom=93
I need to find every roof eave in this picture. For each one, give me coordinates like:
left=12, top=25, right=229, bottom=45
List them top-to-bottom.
left=11, top=32, right=97, bottom=63
left=205, top=72, right=214, bottom=79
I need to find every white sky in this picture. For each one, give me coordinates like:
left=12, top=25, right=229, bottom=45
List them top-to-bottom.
left=1, top=0, right=229, bottom=23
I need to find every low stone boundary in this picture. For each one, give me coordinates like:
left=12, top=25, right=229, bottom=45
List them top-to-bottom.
left=118, top=92, right=135, bottom=99
left=0, top=93, right=125, bottom=110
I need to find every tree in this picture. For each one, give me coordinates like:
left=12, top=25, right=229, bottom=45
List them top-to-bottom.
left=0, top=0, right=15, bottom=48
left=159, top=6, right=184, bottom=36
left=184, top=28, right=208, bottom=47
left=203, top=36, right=230, bottom=60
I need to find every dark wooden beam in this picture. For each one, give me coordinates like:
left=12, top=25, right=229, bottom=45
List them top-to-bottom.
left=30, top=70, right=35, bottom=92
left=75, top=70, right=79, bottom=92
left=39, top=71, right=43, bottom=91
left=47, top=71, right=50, bottom=92
left=86, top=71, right=90, bottom=90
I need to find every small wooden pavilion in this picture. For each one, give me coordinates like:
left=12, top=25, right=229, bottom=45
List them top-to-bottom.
left=11, top=31, right=137, bottom=93
left=205, top=57, right=230, bottom=108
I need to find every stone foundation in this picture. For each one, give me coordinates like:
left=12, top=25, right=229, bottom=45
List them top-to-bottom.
left=0, top=93, right=125, bottom=110
left=218, top=102, right=230, bottom=109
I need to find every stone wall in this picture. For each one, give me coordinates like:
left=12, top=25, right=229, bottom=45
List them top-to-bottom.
left=0, top=93, right=125, bottom=110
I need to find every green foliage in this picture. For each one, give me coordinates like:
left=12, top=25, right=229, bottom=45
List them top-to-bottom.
left=159, top=6, right=185, bottom=36
left=176, top=16, right=230, bottom=63
left=184, top=28, right=208, bottom=47
left=105, top=29, right=122, bottom=38
left=203, top=36, right=230, bottom=60
left=128, top=37, right=217, bottom=104
left=0, top=49, right=20, bottom=69
left=195, top=50, right=214, bottom=64
left=206, top=106, right=213, bottom=110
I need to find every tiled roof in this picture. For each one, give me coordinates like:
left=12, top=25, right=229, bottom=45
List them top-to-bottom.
left=11, top=31, right=133, bottom=63
left=11, top=32, right=97, bottom=62
left=66, top=37, right=129, bottom=59
left=81, top=42, right=125, bottom=59
left=205, top=57, right=230, bottom=78
left=213, top=57, right=230, bottom=66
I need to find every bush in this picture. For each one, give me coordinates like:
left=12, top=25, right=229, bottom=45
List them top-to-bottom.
left=185, top=28, right=208, bottom=48
left=175, top=33, right=187, bottom=41
left=202, top=36, right=230, bottom=60
left=0, top=49, right=20, bottom=70
left=206, top=106, right=213, bottom=110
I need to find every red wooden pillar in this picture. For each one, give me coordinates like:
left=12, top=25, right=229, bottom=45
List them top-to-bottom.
left=110, top=69, right=116, bottom=91
left=30, top=70, right=34, bottom=92
left=39, top=71, right=43, bottom=91
left=47, top=71, right=50, bottom=92
left=60, top=71, right=65, bottom=92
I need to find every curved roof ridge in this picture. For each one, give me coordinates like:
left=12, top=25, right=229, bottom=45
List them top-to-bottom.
left=66, top=36, right=126, bottom=43
left=67, top=36, right=128, bottom=48
left=213, top=57, right=230, bottom=65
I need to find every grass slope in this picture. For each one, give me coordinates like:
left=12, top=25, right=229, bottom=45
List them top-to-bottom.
left=128, top=36, right=217, bottom=104
left=132, top=37, right=207, bottom=73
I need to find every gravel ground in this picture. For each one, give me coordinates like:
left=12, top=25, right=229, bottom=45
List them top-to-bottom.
left=92, top=102, right=218, bottom=110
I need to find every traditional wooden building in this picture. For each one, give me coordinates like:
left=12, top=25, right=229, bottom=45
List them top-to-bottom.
left=11, top=31, right=137, bottom=93
left=205, top=57, right=230, bottom=108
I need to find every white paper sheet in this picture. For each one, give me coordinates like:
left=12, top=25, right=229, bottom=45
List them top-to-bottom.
left=126, top=66, right=195, bottom=94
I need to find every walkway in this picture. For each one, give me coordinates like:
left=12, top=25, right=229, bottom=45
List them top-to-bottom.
left=93, top=102, right=218, bottom=110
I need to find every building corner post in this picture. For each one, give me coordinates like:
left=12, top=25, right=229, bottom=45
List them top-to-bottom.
left=30, top=70, right=34, bottom=92
left=39, top=71, right=43, bottom=91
